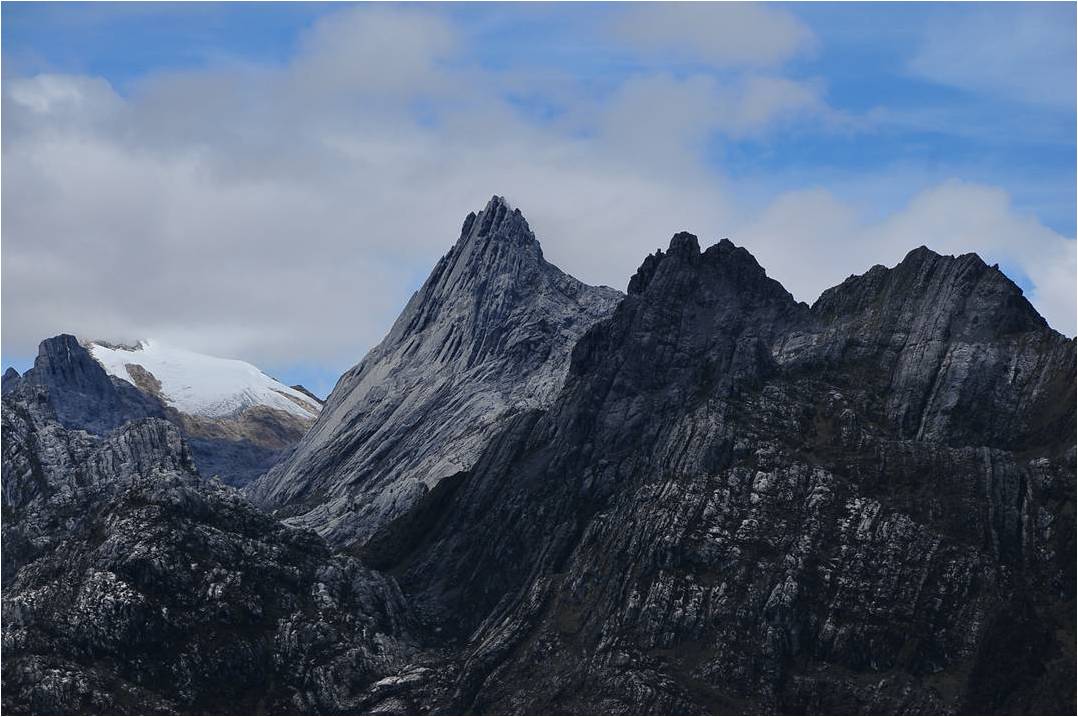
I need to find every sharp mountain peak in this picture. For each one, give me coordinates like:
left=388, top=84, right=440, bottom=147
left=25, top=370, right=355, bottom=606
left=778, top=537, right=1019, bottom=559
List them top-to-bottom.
left=455, top=194, right=536, bottom=256
left=247, top=195, right=623, bottom=545
left=627, top=231, right=794, bottom=308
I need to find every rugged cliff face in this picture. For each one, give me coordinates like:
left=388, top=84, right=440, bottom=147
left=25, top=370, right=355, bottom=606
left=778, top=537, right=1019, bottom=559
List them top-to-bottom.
left=247, top=196, right=622, bottom=546
left=1, top=213, right=1074, bottom=715
left=371, top=236, right=1076, bottom=713
left=9, top=334, right=168, bottom=435
left=1, top=382, right=416, bottom=714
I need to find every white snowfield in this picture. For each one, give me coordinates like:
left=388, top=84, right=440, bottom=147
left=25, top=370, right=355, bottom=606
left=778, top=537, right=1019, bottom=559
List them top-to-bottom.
left=87, top=340, right=320, bottom=420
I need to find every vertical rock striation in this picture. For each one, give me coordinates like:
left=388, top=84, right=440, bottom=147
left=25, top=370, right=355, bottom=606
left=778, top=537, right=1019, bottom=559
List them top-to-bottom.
left=247, top=196, right=623, bottom=546
left=2, top=202, right=1073, bottom=714
left=371, top=235, right=1075, bottom=714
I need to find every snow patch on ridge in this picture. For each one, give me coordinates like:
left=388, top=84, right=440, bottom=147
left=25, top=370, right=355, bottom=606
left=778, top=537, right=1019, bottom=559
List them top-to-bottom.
left=87, top=339, right=319, bottom=420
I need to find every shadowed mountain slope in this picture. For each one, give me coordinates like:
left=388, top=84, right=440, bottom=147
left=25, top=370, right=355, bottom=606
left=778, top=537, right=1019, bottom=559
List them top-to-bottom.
left=373, top=235, right=1075, bottom=714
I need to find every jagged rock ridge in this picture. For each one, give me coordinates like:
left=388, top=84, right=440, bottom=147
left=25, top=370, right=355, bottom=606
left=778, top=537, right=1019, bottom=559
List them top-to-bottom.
left=247, top=195, right=623, bottom=546
left=2, top=205, right=1074, bottom=714
left=374, top=235, right=1075, bottom=713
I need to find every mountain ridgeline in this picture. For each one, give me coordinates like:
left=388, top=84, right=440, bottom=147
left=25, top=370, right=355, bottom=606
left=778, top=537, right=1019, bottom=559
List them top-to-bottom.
left=2, top=196, right=1074, bottom=714
left=247, top=196, right=622, bottom=545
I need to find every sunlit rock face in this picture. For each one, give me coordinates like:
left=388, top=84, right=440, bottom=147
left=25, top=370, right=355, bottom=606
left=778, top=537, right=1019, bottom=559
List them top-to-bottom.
left=247, top=195, right=623, bottom=547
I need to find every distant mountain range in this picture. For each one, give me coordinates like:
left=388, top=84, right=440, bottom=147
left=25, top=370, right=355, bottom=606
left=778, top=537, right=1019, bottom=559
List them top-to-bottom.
left=3, top=197, right=1074, bottom=714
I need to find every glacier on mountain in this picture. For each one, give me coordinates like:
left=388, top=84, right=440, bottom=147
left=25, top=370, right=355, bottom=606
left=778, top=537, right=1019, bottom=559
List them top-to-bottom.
left=88, top=339, right=319, bottom=420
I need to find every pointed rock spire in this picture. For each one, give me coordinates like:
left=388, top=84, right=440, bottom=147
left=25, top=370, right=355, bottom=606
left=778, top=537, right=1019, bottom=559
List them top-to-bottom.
left=386, top=195, right=556, bottom=350
left=458, top=195, right=532, bottom=247
left=247, top=196, right=623, bottom=546
left=15, top=334, right=165, bottom=435
left=2, top=367, right=21, bottom=395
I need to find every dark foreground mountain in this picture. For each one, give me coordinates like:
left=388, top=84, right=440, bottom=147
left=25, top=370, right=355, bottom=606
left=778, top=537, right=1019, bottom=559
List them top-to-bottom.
left=2, top=199, right=1074, bottom=715
left=377, top=235, right=1074, bottom=713
left=3, top=336, right=320, bottom=486
left=1, top=381, right=416, bottom=713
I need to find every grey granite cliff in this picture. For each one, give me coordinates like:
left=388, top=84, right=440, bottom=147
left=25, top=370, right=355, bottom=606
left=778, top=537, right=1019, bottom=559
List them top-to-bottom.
left=247, top=196, right=623, bottom=546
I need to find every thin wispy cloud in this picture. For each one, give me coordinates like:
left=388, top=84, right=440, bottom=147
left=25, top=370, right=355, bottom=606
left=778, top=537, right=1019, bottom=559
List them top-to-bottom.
left=611, top=2, right=816, bottom=68
left=908, top=4, right=1076, bottom=109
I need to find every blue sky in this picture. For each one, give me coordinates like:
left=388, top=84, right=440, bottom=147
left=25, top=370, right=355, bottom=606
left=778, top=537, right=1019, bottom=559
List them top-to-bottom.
left=3, top=2, right=1075, bottom=397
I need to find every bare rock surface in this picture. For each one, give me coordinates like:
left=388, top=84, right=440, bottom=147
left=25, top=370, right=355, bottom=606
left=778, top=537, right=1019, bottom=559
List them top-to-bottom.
left=247, top=196, right=622, bottom=546
left=2, top=205, right=1074, bottom=714
left=378, top=235, right=1075, bottom=714
left=1, top=386, right=418, bottom=714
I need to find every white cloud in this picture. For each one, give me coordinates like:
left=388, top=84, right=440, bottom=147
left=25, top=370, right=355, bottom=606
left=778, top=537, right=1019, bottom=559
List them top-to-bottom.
left=611, top=2, right=815, bottom=68
left=2, top=4, right=1073, bottom=378
left=908, top=4, right=1076, bottom=108
left=1, top=7, right=752, bottom=366
left=292, top=7, right=459, bottom=96
left=594, top=72, right=829, bottom=168
left=7, top=74, right=119, bottom=115
left=721, top=75, right=827, bottom=136
left=733, top=187, right=865, bottom=301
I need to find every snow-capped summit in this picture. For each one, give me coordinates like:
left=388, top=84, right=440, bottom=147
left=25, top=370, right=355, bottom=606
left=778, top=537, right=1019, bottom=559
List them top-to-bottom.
left=4, top=334, right=320, bottom=486
left=87, top=339, right=320, bottom=420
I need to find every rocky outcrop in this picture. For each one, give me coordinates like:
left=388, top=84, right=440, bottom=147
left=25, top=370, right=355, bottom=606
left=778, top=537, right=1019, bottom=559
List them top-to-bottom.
left=248, top=196, right=622, bottom=546
left=2, top=208, right=1074, bottom=715
left=371, top=236, right=1075, bottom=714
left=10, top=334, right=167, bottom=435
left=2, top=367, right=23, bottom=395
left=290, top=385, right=324, bottom=405
left=1, top=387, right=417, bottom=714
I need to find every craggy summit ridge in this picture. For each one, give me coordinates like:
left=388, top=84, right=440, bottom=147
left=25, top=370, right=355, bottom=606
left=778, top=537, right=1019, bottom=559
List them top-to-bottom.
left=248, top=196, right=623, bottom=545
left=2, top=206, right=1074, bottom=715
left=381, top=231, right=1075, bottom=713
left=799, top=244, right=1072, bottom=450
